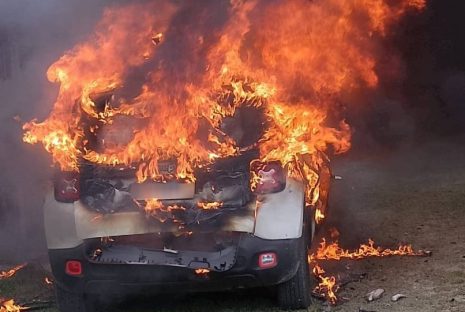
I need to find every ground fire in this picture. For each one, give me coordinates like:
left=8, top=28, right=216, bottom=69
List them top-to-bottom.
left=18, top=0, right=427, bottom=308
left=309, top=237, right=429, bottom=303
left=0, top=264, right=26, bottom=280
left=0, top=265, right=28, bottom=312
left=0, top=298, right=28, bottom=312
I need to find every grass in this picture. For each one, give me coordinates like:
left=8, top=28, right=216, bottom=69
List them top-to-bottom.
left=0, top=263, right=56, bottom=311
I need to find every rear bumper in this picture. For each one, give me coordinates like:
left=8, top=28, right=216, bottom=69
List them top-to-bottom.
left=44, top=178, right=305, bottom=250
left=49, top=233, right=302, bottom=295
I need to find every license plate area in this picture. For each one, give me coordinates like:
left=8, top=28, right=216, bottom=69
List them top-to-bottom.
left=130, top=182, right=195, bottom=200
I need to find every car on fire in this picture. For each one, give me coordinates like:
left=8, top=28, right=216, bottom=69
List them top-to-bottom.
left=44, top=94, right=332, bottom=311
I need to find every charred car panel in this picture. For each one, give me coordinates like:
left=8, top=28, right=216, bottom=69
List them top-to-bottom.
left=43, top=88, right=329, bottom=311
left=44, top=177, right=308, bottom=249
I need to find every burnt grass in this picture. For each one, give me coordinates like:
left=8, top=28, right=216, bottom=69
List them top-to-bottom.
left=1, top=138, right=465, bottom=311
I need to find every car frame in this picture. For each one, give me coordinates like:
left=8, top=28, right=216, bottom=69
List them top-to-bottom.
left=45, top=151, right=331, bottom=311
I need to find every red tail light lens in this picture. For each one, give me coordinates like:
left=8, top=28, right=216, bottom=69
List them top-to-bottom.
left=250, top=161, right=286, bottom=194
left=54, top=171, right=80, bottom=203
left=258, top=252, right=278, bottom=269
left=65, top=260, right=82, bottom=276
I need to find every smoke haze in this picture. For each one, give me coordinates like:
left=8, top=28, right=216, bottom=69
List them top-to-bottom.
left=0, top=0, right=464, bottom=261
left=0, top=0, right=110, bottom=260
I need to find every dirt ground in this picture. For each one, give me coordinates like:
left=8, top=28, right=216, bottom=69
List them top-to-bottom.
left=322, top=137, right=465, bottom=312
left=1, top=138, right=465, bottom=311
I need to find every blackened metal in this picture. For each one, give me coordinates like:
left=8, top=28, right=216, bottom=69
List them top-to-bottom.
left=86, top=236, right=238, bottom=272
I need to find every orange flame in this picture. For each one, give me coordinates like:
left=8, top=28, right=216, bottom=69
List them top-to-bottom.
left=22, top=0, right=424, bottom=189
left=22, top=1, right=177, bottom=172
left=19, top=2, right=427, bottom=306
left=142, top=198, right=186, bottom=223
left=144, top=198, right=164, bottom=213
left=197, top=202, right=223, bottom=210
left=315, top=208, right=325, bottom=224
left=310, top=237, right=428, bottom=304
left=311, top=238, right=426, bottom=261
left=0, top=264, right=26, bottom=280
left=312, top=264, right=339, bottom=305
left=194, top=268, right=210, bottom=275
left=0, top=299, right=28, bottom=312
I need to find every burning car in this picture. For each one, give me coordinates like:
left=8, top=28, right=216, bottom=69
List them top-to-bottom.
left=20, top=1, right=425, bottom=310
left=43, top=91, right=333, bottom=311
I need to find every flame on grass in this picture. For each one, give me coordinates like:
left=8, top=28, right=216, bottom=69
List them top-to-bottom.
left=310, top=238, right=428, bottom=304
left=311, top=238, right=427, bottom=261
left=0, top=264, right=26, bottom=280
left=0, top=299, right=28, bottom=312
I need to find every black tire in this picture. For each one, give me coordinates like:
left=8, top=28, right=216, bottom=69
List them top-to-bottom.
left=277, top=228, right=313, bottom=310
left=55, top=285, right=96, bottom=312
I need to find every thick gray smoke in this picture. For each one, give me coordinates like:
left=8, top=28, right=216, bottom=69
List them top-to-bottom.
left=0, top=0, right=112, bottom=261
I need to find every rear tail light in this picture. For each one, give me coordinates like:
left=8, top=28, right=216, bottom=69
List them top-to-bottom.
left=250, top=160, right=286, bottom=194
left=54, top=171, right=80, bottom=203
left=258, top=252, right=278, bottom=269
left=65, top=260, right=82, bottom=276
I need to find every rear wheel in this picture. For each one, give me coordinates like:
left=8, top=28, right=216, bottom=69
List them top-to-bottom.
left=277, top=226, right=313, bottom=309
left=55, top=285, right=97, bottom=312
